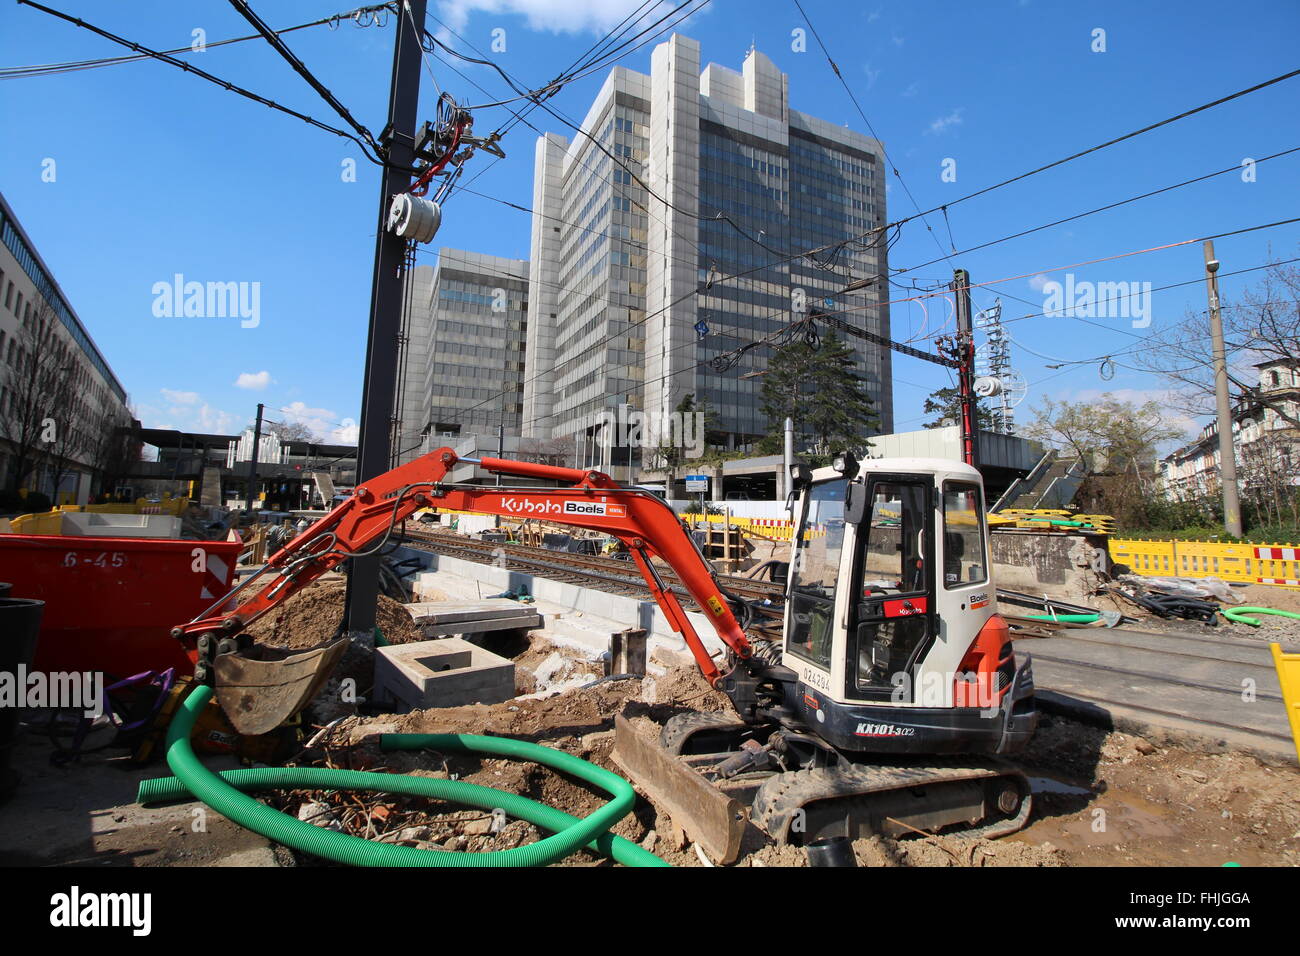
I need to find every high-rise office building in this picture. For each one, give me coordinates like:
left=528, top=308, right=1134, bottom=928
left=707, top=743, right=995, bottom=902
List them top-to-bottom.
left=522, top=35, right=893, bottom=453
left=395, top=248, right=529, bottom=464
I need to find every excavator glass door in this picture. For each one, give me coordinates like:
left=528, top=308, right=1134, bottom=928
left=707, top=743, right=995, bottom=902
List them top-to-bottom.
left=845, top=476, right=935, bottom=702
left=785, top=478, right=847, bottom=672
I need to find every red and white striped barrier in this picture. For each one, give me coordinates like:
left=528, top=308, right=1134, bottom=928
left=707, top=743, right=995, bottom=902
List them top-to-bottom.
left=1254, top=546, right=1300, bottom=561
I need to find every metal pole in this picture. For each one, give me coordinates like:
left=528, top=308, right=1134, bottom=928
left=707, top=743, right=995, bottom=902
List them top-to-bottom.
left=346, top=0, right=427, bottom=634
left=1204, top=240, right=1243, bottom=537
left=951, top=268, right=979, bottom=467
left=245, top=403, right=264, bottom=512
left=782, top=416, right=794, bottom=505
left=496, top=424, right=504, bottom=487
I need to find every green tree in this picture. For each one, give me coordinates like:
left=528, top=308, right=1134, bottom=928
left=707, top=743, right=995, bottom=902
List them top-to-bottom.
left=759, top=332, right=879, bottom=456
left=921, top=385, right=992, bottom=430
left=655, top=392, right=716, bottom=489
left=1023, top=393, right=1182, bottom=527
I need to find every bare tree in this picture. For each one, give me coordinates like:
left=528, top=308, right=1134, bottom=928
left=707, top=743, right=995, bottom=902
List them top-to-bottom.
left=1135, top=255, right=1300, bottom=427
left=0, top=301, right=77, bottom=494
left=85, top=404, right=141, bottom=499
left=262, top=419, right=316, bottom=443
left=1237, top=424, right=1299, bottom=528
left=516, top=435, right=570, bottom=468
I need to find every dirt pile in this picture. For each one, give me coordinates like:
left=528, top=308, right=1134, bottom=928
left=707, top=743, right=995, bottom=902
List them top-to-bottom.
left=241, top=582, right=423, bottom=648
left=276, top=633, right=1300, bottom=867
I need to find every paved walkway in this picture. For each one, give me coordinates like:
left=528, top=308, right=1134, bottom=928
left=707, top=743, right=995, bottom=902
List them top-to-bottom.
left=1023, top=626, right=1294, bottom=761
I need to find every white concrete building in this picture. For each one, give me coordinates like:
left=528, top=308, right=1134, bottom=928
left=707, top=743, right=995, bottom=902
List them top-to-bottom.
left=522, top=35, right=892, bottom=455
left=0, top=192, right=132, bottom=504
left=395, top=248, right=530, bottom=465
left=1160, top=359, right=1300, bottom=501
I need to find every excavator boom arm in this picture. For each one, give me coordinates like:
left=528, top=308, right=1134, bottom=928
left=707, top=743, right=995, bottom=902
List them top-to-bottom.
left=177, top=448, right=752, bottom=686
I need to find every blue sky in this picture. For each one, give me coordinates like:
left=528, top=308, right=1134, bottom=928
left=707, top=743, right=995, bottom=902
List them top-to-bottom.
left=2, top=0, right=1297, bottom=448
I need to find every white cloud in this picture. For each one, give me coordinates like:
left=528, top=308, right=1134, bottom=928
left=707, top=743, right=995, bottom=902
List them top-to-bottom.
left=436, top=0, right=686, bottom=35
left=891, top=31, right=904, bottom=47
left=863, top=61, right=881, bottom=90
left=901, top=81, right=919, bottom=98
left=926, top=109, right=964, bottom=135
left=1028, top=273, right=1051, bottom=292
left=234, top=370, right=272, bottom=390
left=160, top=388, right=200, bottom=405
left=138, top=389, right=239, bottom=436
left=279, top=402, right=359, bottom=445
left=196, top=404, right=238, bottom=434
left=332, top=418, right=360, bottom=444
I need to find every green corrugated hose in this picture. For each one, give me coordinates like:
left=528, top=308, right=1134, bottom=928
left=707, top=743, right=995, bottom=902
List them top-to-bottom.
left=1221, top=606, right=1300, bottom=628
left=138, top=684, right=667, bottom=867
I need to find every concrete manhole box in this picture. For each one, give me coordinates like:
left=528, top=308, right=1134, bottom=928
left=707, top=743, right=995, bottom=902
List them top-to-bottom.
left=374, top=637, right=515, bottom=711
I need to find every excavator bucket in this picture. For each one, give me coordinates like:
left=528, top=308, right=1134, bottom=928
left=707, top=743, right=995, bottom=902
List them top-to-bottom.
left=213, top=637, right=348, bottom=736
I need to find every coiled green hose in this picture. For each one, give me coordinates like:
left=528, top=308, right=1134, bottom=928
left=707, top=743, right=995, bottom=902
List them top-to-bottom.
left=139, top=683, right=667, bottom=867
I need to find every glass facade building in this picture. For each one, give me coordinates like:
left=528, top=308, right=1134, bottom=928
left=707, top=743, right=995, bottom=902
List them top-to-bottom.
left=523, top=36, right=892, bottom=452
left=395, top=248, right=529, bottom=464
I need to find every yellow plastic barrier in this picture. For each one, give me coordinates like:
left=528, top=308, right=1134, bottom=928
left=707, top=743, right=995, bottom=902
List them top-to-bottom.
left=6, top=510, right=65, bottom=535
left=1109, top=537, right=1300, bottom=586
left=1108, top=538, right=1177, bottom=575
left=1273, top=643, right=1300, bottom=764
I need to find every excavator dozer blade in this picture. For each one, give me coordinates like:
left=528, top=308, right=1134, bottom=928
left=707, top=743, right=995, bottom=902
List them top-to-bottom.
left=213, top=637, right=349, bottom=736
left=610, top=713, right=745, bottom=865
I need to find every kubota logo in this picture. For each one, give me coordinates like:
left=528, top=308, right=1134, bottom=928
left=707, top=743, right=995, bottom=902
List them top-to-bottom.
left=500, top=497, right=563, bottom=515
left=854, top=722, right=915, bottom=737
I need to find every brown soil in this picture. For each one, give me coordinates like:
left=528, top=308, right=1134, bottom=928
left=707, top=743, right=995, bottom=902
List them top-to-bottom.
left=241, top=582, right=422, bottom=648
left=275, top=637, right=1300, bottom=868
left=1013, top=713, right=1299, bottom=866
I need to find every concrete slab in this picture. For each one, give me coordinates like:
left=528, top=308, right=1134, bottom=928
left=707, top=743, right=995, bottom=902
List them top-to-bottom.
left=404, top=599, right=541, bottom=636
left=1024, top=627, right=1295, bottom=761
left=374, top=637, right=515, bottom=712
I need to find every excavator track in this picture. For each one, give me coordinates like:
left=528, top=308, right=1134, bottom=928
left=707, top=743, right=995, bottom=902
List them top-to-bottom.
left=660, top=711, right=753, bottom=755
left=657, top=713, right=1033, bottom=845
left=750, top=758, right=1033, bottom=844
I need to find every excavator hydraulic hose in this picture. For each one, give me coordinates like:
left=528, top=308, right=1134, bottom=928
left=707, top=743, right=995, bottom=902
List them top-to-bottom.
left=137, top=683, right=667, bottom=867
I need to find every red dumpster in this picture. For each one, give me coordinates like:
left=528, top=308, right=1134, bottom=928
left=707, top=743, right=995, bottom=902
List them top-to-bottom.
left=0, top=533, right=241, bottom=678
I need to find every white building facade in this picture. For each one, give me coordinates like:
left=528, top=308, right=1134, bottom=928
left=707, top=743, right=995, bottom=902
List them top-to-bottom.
left=0, top=192, right=132, bottom=504
left=1160, top=359, right=1300, bottom=502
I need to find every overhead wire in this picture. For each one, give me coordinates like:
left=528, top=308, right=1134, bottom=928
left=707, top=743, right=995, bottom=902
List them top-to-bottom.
left=16, top=0, right=390, bottom=165
left=1, top=2, right=395, bottom=80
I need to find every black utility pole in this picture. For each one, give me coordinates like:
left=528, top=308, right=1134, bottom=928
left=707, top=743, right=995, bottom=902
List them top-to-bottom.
left=346, top=0, right=427, bottom=634
left=950, top=268, right=979, bottom=468
left=245, top=402, right=265, bottom=512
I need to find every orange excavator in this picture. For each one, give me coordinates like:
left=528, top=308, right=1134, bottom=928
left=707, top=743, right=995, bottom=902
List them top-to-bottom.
left=175, top=447, right=1037, bottom=850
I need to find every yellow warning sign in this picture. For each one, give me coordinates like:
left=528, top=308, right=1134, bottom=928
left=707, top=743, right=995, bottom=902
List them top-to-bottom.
left=706, top=595, right=725, bottom=616
left=1272, top=642, right=1300, bottom=765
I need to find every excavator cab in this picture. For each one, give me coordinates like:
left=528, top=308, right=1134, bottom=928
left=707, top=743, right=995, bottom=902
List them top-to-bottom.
left=781, top=455, right=1037, bottom=756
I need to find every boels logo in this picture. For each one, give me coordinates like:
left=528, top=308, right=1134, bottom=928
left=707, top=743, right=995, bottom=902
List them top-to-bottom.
left=562, top=501, right=626, bottom=518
